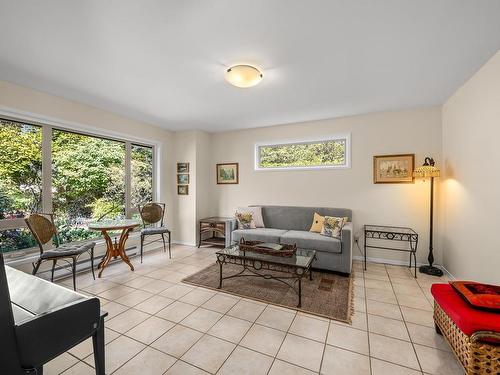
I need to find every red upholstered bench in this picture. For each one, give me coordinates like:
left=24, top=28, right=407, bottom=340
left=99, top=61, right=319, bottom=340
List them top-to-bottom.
left=431, top=284, right=500, bottom=374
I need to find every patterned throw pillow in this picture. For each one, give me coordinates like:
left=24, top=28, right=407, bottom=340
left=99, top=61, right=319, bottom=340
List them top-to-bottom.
left=235, top=212, right=256, bottom=229
left=320, top=216, right=346, bottom=238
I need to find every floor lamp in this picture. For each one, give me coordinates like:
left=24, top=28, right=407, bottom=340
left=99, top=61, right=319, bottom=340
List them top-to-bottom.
left=413, top=157, right=443, bottom=277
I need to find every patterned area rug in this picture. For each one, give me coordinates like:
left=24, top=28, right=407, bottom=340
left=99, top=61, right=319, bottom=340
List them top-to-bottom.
left=182, top=263, right=353, bottom=323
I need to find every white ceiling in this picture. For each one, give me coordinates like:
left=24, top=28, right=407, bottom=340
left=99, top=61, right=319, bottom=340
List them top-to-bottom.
left=1, top=1, right=500, bottom=132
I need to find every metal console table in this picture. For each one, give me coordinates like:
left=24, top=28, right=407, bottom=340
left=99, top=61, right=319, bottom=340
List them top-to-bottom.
left=364, top=225, right=419, bottom=278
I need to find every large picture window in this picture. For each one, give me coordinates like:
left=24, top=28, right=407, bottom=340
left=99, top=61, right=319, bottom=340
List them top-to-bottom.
left=0, top=117, right=156, bottom=253
left=0, top=120, right=42, bottom=252
left=255, top=135, right=350, bottom=170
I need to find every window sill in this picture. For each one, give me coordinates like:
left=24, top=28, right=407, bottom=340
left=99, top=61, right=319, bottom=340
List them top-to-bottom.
left=4, top=232, right=142, bottom=267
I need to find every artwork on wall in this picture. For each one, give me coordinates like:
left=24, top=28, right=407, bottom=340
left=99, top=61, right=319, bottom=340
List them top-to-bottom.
left=373, top=154, right=414, bottom=184
left=177, top=162, right=189, bottom=173
left=177, top=162, right=190, bottom=194
left=217, top=163, right=239, bottom=184
left=177, top=173, right=189, bottom=185
left=178, top=185, right=189, bottom=195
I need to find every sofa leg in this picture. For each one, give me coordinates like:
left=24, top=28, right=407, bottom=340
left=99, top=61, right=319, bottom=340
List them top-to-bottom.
left=435, top=323, right=442, bottom=335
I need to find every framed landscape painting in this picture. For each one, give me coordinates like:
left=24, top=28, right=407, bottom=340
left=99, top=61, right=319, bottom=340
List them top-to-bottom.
left=373, top=154, right=414, bottom=184
left=177, top=162, right=189, bottom=173
left=217, top=163, right=239, bottom=184
left=177, top=173, right=189, bottom=184
left=177, top=185, right=189, bottom=195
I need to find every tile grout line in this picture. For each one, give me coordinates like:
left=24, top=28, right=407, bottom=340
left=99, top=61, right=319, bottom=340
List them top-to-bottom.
left=387, top=265, right=424, bottom=373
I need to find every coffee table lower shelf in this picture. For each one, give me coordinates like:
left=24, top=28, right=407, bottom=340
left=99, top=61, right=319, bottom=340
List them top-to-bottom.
left=216, top=252, right=315, bottom=308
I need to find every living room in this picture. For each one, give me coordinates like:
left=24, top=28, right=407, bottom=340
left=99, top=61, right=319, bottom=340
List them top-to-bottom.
left=1, top=1, right=499, bottom=375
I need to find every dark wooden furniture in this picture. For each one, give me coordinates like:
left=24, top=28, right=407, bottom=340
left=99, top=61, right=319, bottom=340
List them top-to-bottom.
left=138, top=202, right=171, bottom=262
left=25, top=213, right=96, bottom=291
left=198, top=217, right=233, bottom=248
left=88, top=219, right=140, bottom=278
left=364, top=225, right=419, bottom=277
left=216, top=244, right=316, bottom=307
left=0, top=253, right=107, bottom=375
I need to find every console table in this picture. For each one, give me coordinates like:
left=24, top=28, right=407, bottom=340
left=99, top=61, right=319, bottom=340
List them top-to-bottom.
left=198, top=217, right=234, bottom=248
left=364, top=225, right=419, bottom=277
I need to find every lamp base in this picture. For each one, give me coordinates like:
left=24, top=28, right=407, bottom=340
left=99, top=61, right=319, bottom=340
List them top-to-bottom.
left=419, top=265, right=443, bottom=277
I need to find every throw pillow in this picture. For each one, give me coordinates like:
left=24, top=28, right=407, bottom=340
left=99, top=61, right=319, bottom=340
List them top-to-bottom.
left=237, top=206, right=265, bottom=228
left=235, top=211, right=256, bottom=229
left=309, top=212, right=325, bottom=233
left=320, top=216, right=347, bottom=238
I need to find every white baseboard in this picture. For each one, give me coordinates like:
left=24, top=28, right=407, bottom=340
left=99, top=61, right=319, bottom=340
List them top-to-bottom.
left=172, top=240, right=197, bottom=247
left=352, top=255, right=454, bottom=279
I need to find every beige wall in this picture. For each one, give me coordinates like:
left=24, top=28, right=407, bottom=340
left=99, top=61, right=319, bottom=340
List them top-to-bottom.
left=442, top=52, right=500, bottom=283
left=210, top=108, right=443, bottom=265
left=172, top=130, right=212, bottom=245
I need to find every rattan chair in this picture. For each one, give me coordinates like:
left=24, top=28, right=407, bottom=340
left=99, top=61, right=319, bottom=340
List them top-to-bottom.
left=138, top=203, right=171, bottom=262
left=25, top=213, right=96, bottom=290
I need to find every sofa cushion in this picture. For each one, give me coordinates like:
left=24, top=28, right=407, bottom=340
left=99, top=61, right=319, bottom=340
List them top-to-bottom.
left=256, top=205, right=352, bottom=231
left=232, top=228, right=288, bottom=243
left=280, top=230, right=342, bottom=253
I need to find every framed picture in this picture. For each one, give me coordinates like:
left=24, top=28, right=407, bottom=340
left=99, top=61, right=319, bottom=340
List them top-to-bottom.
left=373, top=154, right=414, bottom=184
left=177, top=162, right=189, bottom=173
left=216, top=163, right=239, bottom=184
left=177, top=173, right=189, bottom=185
left=177, top=185, right=189, bottom=195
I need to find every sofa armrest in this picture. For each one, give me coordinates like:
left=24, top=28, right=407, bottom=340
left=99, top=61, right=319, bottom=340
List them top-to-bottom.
left=227, top=219, right=238, bottom=246
left=341, top=222, right=353, bottom=272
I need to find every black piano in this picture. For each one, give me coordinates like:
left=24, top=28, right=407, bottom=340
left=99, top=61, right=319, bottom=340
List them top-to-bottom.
left=0, top=253, right=106, bottom=374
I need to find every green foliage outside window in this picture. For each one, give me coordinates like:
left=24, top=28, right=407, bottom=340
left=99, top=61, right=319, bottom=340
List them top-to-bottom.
left=0, top=119, right=154, bottom=253
left=258, top=139, right=346, bottom=169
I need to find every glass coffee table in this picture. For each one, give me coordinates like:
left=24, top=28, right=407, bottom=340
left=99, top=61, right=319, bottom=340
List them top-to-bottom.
left=216, top=244, right=316, bottom=307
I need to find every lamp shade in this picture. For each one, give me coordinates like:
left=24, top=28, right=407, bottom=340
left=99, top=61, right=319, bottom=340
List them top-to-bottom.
left=225, top=65, right=263, bottom=88
left=413, top=157, right=440, bottom=178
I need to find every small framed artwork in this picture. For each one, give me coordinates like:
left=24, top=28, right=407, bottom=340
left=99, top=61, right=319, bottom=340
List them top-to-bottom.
left=373, top=154, right=415, bottom=184
left=177, top=162, right=189, bottom=173
left=216, top=163, right=239, bottom=184
left=177, top=173, right=189, bottom=185
left=177, top=185, right=189, bottom=195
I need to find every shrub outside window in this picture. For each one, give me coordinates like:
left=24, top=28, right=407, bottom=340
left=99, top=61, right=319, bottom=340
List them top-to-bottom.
left=255, top=135, right=350, bottom=170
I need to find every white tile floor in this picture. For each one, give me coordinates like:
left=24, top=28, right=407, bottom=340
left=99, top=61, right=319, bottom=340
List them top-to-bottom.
left=44, top=245, right=463, bottom=375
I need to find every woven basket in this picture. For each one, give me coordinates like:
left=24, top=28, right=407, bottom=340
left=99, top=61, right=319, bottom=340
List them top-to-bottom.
left=434, top=301, right=500, bottom=374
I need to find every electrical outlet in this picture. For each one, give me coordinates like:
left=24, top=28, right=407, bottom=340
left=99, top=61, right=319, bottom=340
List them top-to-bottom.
left=354, top=235, right=359, bottom=243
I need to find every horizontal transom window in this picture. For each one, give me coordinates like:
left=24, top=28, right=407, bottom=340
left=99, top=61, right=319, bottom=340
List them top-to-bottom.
left=255, top=135, right=350, bottom=170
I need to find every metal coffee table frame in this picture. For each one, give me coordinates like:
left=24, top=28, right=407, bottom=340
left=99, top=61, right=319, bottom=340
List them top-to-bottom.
left=216, top=246, right=316, bottom=308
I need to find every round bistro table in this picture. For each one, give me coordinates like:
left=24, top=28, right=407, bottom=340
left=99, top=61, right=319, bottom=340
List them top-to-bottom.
left=88, top=219, right=140, bottom=278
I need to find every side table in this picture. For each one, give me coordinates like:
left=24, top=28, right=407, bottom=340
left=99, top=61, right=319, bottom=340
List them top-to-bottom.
left=198, top=217, right=235, bottom=248
left=364, top=225, right=419, bottom=277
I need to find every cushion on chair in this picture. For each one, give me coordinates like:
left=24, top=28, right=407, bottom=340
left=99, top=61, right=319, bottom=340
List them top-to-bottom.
left=141, top=226, right=170, bottom=235
left=232, top=228, right=288, bottom=243
left=280, top=230, right=342, bottom=253
left=41, top=242, right=96, bottom=259
left=431, top=283, right=500, bottom=336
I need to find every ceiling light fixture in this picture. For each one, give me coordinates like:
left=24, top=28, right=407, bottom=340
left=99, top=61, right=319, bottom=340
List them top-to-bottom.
left=225, top=64, right=263, bottom=88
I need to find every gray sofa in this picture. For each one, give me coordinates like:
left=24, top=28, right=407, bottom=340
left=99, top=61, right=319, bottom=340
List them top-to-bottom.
left=231, top=205, right=353, bottom=274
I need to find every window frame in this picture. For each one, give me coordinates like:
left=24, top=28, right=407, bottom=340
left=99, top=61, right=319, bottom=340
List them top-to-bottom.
left=0, top=108, right=158, bottom=256
left=254, top=134, right=351, bottom=171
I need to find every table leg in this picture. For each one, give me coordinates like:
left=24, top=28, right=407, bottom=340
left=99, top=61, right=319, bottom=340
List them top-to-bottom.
left=98, top=228, right=134, bottom=278
left=117, top=228, right=134, bottom=272
left=98, top=231, right=114, bottom=278
left=218, top=260, right=223, bottom=288
left=298, top=277, right=302, bottom=308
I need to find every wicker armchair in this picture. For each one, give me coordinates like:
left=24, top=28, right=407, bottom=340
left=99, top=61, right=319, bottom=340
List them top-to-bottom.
left=138, top=203, right=171, bottom=262
left=25, top=213, right=95, bottom=290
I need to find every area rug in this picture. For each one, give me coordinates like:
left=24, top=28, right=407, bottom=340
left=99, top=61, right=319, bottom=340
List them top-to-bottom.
left=182, top=263, right=353, bottom=323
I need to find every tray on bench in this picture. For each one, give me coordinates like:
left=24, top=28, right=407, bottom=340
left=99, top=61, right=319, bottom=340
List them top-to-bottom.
left=238, top=238, right=297, bottom=257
